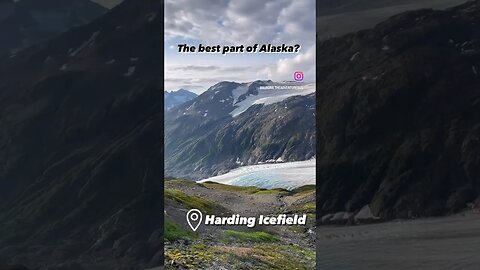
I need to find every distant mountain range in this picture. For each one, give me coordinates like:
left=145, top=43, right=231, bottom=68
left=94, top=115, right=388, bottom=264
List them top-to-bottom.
left=0, top=0, right=106, bottom=56
left=165, top=80, right=316, bottom=180
left=164, top=89, right=197, bottom=111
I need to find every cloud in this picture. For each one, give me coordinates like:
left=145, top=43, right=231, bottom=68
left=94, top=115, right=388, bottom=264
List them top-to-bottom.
left=165, top=0, right=315, bottom=48
left=165, top=0, right=316, bottom=92
left=257, top=45, right=315, bottom=82
left=165, top=65, right=256, bottom=93
left=172, top=65, right=249, bottom=72
left=174, top=65, right=221, bottom=71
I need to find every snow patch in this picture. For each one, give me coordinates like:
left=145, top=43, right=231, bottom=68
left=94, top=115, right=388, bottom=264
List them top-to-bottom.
left=147, top=12, right=157, bottom=22
left=70, top=30, right=100, bottom=57
left=350, top=51, right=359, bottom=61
left=44, top=56, right=53, bottom=63
left=124, top=66, right=136, bottom=77
left=230, top=83, right=315, bottom=117
left=231, top=85, right=249, bottom=104
left=354, top=205, right=380, bottom=221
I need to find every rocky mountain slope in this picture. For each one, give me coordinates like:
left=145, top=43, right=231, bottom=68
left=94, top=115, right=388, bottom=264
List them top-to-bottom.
left=0, top=0, right=164, bottom=269
left=0, top=0, right=106, bottom=57
left=316, top=0, right=480, bottom=221
left=316, top=0, right=467, bottom=39
left=164, top=81, right=316, bottom=180
left=164, top=89, right=197, bottom=111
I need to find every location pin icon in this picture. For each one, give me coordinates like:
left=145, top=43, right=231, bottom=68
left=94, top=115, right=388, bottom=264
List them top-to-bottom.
left=186, top=209, right=203, bottom=231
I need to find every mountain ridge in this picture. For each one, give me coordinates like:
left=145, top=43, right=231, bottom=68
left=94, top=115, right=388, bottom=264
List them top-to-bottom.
left=0, top=0, right=107, bottom=56
left=0, top=0, right=164, bottom=269
left=316, top=0, right=480, bottom=221
left=165, top=80, right=316, bottom=180
left=164, top=88, right=197, bottom=111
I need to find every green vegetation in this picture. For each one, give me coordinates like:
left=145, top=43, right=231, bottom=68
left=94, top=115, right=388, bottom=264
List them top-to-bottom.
left=163, top=179, right=317, bottom=269
left=165, top=179, right=199, bottom=186
left=202, top=181, right=263, bottom=194
left=203, top=181, right=290, bottom=195
left=291, top=185, right=316, bottom=194
left=254, top=188, right=290, bottom=196
left=165, top=189, right=215, bottom=214
left=287, top=202, right=316, bottom=215
left=302, top=203, right=316, bottom=211
left=164, top=218, right=197, bottom=242
left=221, top=230, right=278, bottom=243
left=166, top=242, right=315, bottom=270
left=165, top=243, right=216, bottom=269
left=220, top=244, right=315, bottom=270
left=252, top=244, right=316, bottom=270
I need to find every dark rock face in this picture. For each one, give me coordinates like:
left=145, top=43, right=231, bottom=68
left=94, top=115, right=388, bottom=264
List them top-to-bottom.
left=0, top=0, right=163, bottom=269
left=0, top=0, right=106, bottom=57
left=317, top=1, right=480, bottom=220
left=164, top=81, right=316, bottom=180
left=0, top=266, right=30, bottom=270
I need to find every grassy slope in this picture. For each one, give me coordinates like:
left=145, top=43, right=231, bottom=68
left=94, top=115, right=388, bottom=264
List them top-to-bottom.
left=164, top=179, right=316, bottom=269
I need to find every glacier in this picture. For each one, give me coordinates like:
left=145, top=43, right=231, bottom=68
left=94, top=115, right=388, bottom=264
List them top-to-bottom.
left=197, top=159, right=316, bottom=190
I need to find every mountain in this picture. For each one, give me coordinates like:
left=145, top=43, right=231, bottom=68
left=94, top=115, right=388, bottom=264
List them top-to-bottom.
left=0, top=0, right=107, bottom=57
left=0, top=0, right=164, bottom=269
left=92, top=0, right=124, bottom=8
left=316, top=0, right=480, bottom=222
left=317, top=0, right=467, bottom=40
left=165, top=80, right=316, bottom=180
left=164, top=89, right=197, bottom=111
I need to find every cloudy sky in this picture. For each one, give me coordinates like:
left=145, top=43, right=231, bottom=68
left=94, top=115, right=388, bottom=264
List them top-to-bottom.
left=165, top=0, right=316, bottom=93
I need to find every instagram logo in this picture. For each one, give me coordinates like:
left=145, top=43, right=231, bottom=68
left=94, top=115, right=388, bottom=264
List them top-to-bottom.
left=294, top=71, right=304, bottom=81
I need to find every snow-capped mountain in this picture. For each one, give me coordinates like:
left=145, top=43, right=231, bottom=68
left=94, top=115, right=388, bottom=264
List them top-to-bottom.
left=0, top=0, right=106, bottom=56
left=165, top=80, right=316, bottom=179
left=169, top=80, right=315, bottom=118
left=229, top=81, right=315, bottom=117
left=164, top=89, right=197, bottom=111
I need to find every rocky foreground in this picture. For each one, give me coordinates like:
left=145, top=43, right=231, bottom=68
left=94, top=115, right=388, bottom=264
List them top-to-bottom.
left=164, top=179, right=316, bottom=270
